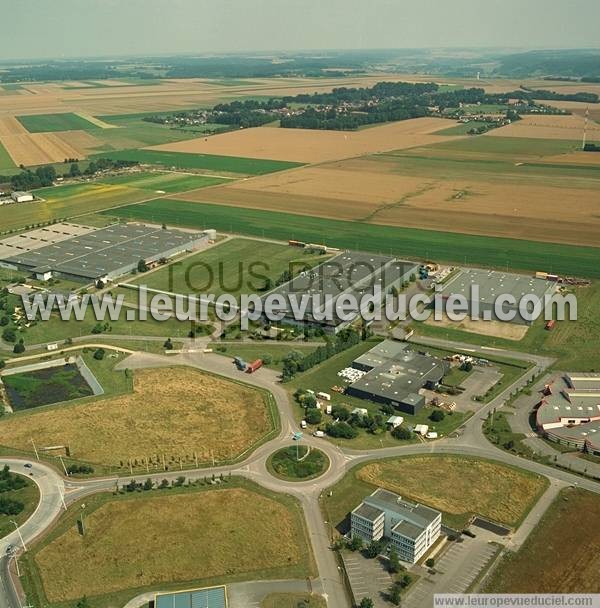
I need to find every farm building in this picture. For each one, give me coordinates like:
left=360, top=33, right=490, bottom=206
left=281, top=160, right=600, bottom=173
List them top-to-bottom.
left=11, top=191, right=34, bottom=203
left=0, top=222, right=210, bottom=283
left=264, top=251, right=418, bottom=334
left=439, top=268, right=556, bottom=325
left=345, top=340, right=448, bottom=415
left=536, top=373, right=600, bottom=455
left=351, top=488, right=441, bottom=563
left=155, top=586, right=227, bottom=608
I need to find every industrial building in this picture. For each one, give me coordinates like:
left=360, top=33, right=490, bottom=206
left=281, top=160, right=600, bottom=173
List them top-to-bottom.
left=11, top=191, right=34, bottom=203
left=0, top=223, right=210, bottom=283
left=264, top=251, right=418, bottom=334
left=439, top=268, right=556, bottom=325
left=346, top=340, right=448, bottom=415
left=536, top=373, right=600, bottom=455
left=351, top=488, right=441, bottom=563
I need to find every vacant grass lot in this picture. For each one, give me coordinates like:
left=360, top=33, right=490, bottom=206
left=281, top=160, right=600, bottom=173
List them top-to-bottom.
left=17, top=112, right=100, bottom=133
left=0, top=140, right=16, bottom=170
left=92, top=149, right=303, bottom=175
left=98, top=171, right=229, bottom=192
left=104, top=200, right=600, bottom=278
left=123, top=237, right=324, bottom=298
left=0, top=367, right=275, bottom=468
left=322, top=455, right=548, bottom=532
left=0, top=473, right=40, bottom=539
left=25, top=480, right=313, bottom=606
left=484, top=487, right=600, bottom=592
left=262, top=594, right=326, bottom=608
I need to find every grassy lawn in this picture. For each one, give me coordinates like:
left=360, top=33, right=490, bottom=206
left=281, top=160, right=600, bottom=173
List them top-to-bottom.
left=17, top=112, right=100, bottom=133
left=0, top=140, right=16, bottom=170
left=92, top=149, right=303, bottom=175
left=103, top=200, right=600, bottom=278
left=123, top=237, right=326, bottom=298
left=413, top=281, right=600, bottom=371
left=287, top=339, right=471, bottom=449
left=0, top=366, right=278, bottom=472
left=267, top=446, right=329, bottom=481
left=322, top=455, right=548, bottom=533
left=0, top=470, right=40, bottom=539
left=22, top=478, right=314, bottom=608
left=484, top=487, right=600, bottom=592
left=262, top=594, right=326, bottom=608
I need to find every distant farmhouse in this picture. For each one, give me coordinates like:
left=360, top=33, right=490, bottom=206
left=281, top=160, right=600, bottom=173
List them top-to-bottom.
left=0, top=222, right=210, bottom=283
left=265, top=251, right=418, bottom=334
left=440, top=268, right=556, bottom=325
left=346, top=340, right=448, bottom=415
left=536, top=373, right=600, bottom=455
left=351, top=488, right=441, bottom=563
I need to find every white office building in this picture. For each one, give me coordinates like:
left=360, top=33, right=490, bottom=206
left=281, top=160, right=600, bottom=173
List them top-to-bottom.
left=350, top=488, right=441, bottom=563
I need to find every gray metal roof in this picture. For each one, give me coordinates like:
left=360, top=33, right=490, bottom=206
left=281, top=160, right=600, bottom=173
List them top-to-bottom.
left=1, top=223, right=205, bottom=280
left=265, top=251, right=417, bottom=326
left=441, top=267, right=554, bottom=304
left=353, top=502, right=385, bottom=523
left=392, top=519, right=425, bottom=541
left=155, top=586, right=226, bottom=608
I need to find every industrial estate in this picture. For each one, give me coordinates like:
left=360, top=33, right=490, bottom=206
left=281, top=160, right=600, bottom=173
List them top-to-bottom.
left=0, top=13, right=599, bottom=608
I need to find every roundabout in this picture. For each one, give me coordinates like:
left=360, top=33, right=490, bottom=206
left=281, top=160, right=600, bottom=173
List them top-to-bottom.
left=267, top=445, right=330, bottom=482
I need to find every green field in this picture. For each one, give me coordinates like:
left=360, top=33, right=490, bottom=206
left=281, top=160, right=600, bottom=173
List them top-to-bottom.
left=17, top=112, right=100, bottom=133
left=0, top=140, right=16, bottom=170
left=92, top=148, right=303, bottom=175
left=0, top=172, right=227, bottom=233
left=103, top=199, right=600, bottom=278
left=123, top=237, right=325, bottom=298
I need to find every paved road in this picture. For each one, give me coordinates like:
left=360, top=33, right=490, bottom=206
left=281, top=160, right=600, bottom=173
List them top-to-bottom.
left=1, top=338, right=599, bottom=608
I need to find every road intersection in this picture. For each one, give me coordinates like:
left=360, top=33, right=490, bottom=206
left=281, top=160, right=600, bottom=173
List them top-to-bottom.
left=1, top=339, right=598, bottom=608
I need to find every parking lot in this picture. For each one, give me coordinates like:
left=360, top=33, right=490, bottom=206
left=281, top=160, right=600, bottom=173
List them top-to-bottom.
left=403, top=537, right=499, bottom=608
left=342, top=551, right=393, bottom=608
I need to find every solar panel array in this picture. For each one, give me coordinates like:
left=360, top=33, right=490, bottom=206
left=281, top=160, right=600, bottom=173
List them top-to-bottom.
left=155, top=586, right=227, bottom=608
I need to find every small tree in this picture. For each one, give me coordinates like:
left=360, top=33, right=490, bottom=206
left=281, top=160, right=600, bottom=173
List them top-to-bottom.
left=137, top=259, right=149, bottom=273
left=163, top=338, right=173, bottom=350
left=13, top=341, right=25, bottom=354
left=93, top=348, right=105, bottom=360
left=0, top=359, right=5, bottom=369
left=305, top=408, right=322, bottom=425
left=429, top=409, right=445, bottom=422
left=391, top=426, right=413, bottom=440
left=143, top=478, right=153, bottom=491
left=348, top=535, right=363, bottom=552
left=364, top=540, right=383, bottom=559
left=389, top=547, right=401, bottom=573
left=425, top=557, right=435, bottom=568
left=389, top=584, right=402, bottom=606
left=359, top=598, right=374, bottom=608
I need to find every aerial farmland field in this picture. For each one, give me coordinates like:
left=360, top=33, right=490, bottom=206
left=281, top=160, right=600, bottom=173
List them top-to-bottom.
left=16, top=112, right=101, bottom=133
left=92, top=148, right=303, bottom=175
left=104, top=199, right=600, bottom=278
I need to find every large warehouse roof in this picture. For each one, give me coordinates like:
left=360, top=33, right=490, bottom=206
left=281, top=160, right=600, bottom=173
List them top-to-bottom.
left=0, top=223, right=206, bottom=280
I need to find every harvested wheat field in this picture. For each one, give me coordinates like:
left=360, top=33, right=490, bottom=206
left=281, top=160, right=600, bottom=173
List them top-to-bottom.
left=488, top=113, right=600, bottom=141
left=0, top=116, right=28, bottom=137
left=148, top=117, right=457, bottom=163
left=0, top=131, right=84, bottom=166
left=177, top=157, right=600, bottom=246
left=0, top=367, right=273, bottom=466
left=357, top=455, right=548, bottom=528
left=34, top=486, right=310, bottom=602
left=485, top=487, right=600, bottom=593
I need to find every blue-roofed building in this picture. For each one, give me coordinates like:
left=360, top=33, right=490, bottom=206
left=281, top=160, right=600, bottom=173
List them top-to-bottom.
left=155, top=586, right=227, bottom=608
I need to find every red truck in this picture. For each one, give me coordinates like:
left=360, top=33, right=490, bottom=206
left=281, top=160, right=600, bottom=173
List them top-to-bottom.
left=246, top=359, right=263, bottom=373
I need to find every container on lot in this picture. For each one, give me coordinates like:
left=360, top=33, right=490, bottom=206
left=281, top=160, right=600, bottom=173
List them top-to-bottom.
left=317, top=391, right=331, bottom=401
left=326, top=404, right=332, bottom=415
left=314, top=430, right=325, bottom=438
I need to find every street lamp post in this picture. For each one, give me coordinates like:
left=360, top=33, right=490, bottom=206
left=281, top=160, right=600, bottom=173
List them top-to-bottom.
left=10, top=520, right=26, bottom=552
